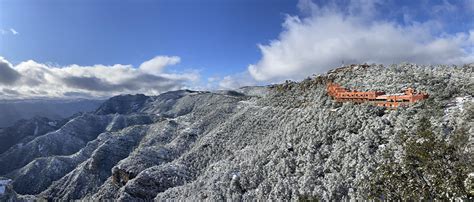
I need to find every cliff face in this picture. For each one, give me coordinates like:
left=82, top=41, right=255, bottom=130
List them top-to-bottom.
left=0, top=64, right=472, bottom=200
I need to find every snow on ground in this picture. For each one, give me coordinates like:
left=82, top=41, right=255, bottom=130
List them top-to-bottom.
left=444, top=96, right=473, bottom=122
left=0, top=179, right=12, bottom=195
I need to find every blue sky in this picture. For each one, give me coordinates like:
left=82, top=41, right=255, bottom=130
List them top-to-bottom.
left=0, top=0, right=473, bottom=98
left=0, top=0, right=298, bottom=78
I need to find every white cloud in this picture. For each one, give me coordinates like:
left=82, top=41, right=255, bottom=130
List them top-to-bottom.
left=248, top=0, right=474, bottom=81
left=9, top=28, right=18, bottom=35
left=0, top=56, right=199, bottom=99
left=139, top=56, right=180, bottom=75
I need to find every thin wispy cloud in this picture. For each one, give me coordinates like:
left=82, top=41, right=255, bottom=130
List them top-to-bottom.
left=0, top=28, right=19, bottom=35
left=9, top=28, right=19, bottom=35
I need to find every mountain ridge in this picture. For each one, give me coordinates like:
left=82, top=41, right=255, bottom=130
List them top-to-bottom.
left=0, top=63, right=472, bottom=200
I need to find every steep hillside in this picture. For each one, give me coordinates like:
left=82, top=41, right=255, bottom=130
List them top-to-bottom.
left=0, top=64, right=472, bottom=200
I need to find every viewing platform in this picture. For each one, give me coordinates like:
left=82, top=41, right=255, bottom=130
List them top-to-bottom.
left=327, top=82, right=429, bottom=108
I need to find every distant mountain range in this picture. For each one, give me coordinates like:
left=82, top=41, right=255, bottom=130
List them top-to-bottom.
left=0, top=99, right=104, bottom=127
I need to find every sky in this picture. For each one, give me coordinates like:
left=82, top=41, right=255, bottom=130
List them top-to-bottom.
left=0, top=0, right=473, bottom=99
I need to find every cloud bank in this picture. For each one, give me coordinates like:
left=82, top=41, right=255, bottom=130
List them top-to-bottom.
left=248, top=0, right=474, bottom=81
left=0, top=56, right=199, bottom=99
left=0, top=58, right=21, bottom=85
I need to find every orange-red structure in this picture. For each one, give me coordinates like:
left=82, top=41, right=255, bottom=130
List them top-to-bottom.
left=327, top=82, right=428, bottom=108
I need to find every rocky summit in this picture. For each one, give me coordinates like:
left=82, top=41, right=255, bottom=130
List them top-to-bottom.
left=0, top=64, right=473, bottom=201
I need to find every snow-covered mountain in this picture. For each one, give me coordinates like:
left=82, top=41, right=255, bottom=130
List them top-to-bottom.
left=0, top=64, right=472, bottom=200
